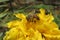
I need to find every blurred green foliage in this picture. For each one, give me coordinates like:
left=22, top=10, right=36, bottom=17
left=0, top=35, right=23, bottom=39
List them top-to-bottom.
left=0, top=0, right=8, bottom=2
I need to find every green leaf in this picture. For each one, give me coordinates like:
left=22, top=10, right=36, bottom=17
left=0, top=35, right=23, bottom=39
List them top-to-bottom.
left=0, top=5, right=7, bottom=7
left=0, top=9, right=8, bottom=18
left=0, top=13, right=7, bottom=18
left=0, top=32, right=3, bottom=40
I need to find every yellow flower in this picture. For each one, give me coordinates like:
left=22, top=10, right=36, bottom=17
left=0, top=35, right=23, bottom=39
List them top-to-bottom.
left=3, top=8, right=60, bottom=40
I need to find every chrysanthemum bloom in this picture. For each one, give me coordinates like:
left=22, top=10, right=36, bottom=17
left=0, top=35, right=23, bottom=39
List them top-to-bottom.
left=3, top=8, right=60, bottom=40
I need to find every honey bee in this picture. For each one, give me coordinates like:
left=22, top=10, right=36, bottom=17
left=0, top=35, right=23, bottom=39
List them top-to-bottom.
left=26, top=13, right=40, bottom=23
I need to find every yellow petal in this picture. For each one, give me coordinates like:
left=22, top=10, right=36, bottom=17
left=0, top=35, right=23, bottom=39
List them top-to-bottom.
left=14, top=13, right=26, bottom=19
left=7, top=20, right=21, bottom=28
